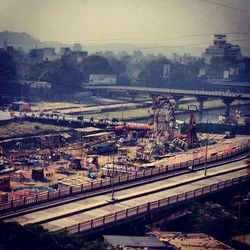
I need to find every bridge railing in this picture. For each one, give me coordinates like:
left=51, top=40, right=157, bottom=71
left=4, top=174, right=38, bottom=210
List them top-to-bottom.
left=83, top=85, right=250, bottom=100
left=0, top=143, right=249, bottom=212
left=66, top=173, right=250, bottom=234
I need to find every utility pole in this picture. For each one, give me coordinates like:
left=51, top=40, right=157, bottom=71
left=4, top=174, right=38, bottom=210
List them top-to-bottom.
left=21, top=87, right=24, bottom=101
left=121, top=104, right=124, bottom=123
left=111, top=138, right=116, bottom=200
left=204, top=138, right=208, bottom=176
left=111, top=153, right=115, bottom=200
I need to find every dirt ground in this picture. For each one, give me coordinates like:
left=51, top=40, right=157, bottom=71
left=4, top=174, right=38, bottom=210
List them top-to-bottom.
left=0, top=121, right=71, bottom=139
left=1, top=135, right=249, bottom=200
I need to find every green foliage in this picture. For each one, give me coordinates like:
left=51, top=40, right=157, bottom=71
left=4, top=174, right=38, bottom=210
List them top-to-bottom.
left=0, top=50, right=20, bottom=97
left=27, top=52, right=206, bottom=95
left=78, top=55, right=111, bottom=80
left=29, top=60, right=83, bottom=94
left=53, top=61, right=83, bottom=93
left=188, top=202, right=249, bottom=239
left=0, top=221, right=107, bottom=250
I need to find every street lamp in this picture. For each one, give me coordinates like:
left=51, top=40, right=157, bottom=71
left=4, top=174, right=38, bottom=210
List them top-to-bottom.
left=121, top=104, right=124, bottom=123
left=111, top=135, right=116, bottom=200
left=204, top=138, right=208, bottom=176
left=111, top=150, right=115, bottom=200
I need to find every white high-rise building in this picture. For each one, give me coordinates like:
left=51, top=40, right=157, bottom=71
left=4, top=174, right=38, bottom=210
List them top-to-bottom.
left=203, top=34, right=242, bottom=64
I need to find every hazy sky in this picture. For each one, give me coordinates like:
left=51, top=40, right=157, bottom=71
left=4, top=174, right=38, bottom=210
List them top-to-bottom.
left=0, top=0, right=250, bottom=47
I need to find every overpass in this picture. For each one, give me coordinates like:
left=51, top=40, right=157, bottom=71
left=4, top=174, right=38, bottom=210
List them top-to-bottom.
left=82, top=85, right=250, bottom=117
left=4, top=156, right=250, bottom=235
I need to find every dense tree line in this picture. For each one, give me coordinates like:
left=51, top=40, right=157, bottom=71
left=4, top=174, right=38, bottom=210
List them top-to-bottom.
left=6, top=47, right=250, bottom=100
left=0, top=50, right=20, bottom=100
left=28, top=53, right=206, bottom=95
left=0, top=221, right=107, bottom=250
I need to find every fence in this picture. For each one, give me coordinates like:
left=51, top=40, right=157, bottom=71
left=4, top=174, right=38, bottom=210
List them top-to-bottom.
left=0, top=143, right=249, bottom=212
left=66, top=173, right=250, bottom=235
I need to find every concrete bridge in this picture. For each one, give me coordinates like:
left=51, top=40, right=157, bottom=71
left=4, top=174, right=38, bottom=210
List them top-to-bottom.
left=82, top=85, right=250, bottom=118
left=3, top=143, right=250, bottom=235
left=5, top=163, right=250, bottom=235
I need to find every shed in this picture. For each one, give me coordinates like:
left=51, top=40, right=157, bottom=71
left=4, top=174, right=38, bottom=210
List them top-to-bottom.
left=11, top=101, right=31, bottom=112
left=32, top=168, right=44, bottom=181
left=0, top=176, right=10, bottom=191
left=103, top=235, right=172, bottom=249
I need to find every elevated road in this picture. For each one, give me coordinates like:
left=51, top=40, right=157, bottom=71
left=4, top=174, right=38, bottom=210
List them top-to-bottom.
left=82, top=85, right=250, bottom=101
left=83, top=85, right=250, bottom=117
left=1, top=139, right=248, bottom=215
left=5, top=158, right=250, bottom=234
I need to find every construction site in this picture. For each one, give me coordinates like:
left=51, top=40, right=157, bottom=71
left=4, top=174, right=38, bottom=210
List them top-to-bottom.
left=0, top=94, right=249, bottom=203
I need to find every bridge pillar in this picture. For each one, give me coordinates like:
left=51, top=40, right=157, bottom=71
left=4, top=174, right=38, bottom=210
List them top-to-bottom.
left=131, top=92, right=140, bottom=101
left=150, top=94, right=159, bottom=104
left=173, top=95, right=183, bottom=110
left=196, top=97, right=207, bottom=122
left=222, top=98, right=235, bottom=117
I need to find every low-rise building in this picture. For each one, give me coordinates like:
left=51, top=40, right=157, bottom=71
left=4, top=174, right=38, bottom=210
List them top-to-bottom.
left=21, top=80, right=52, bottom=98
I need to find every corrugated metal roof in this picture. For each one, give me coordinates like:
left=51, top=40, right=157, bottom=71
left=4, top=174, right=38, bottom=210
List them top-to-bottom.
left=75, top=127, right=101, bottom=133
left=82, top=131, right=113, bottom=138
left=60, top=133, right=71, bottom=139
left=103, top=235, right=168, bottom=248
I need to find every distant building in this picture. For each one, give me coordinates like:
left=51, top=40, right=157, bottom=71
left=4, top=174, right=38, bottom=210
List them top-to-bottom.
left=203, top=34, right=242, bottom=64
left=3, top=40, right=7, bottom=50
left=73, top=43, right=82, bottom=52
left=61, top=46, right=87, bottom=63
left=29, top=47, right=60, bottom=63
left=43, top=47, right=60, bottom=61
left=60, top=47, right=71, bottom=56
left=29, top=48, right=44, bottom=63
left=133, top=50, right=143, bottom=59
left=70, top=51, right=88, bottom=63
left=171, top=53, right=179, bottom=63
left=179, top=53, right=196, bottom=65
left=88, top=74, right=117, bottom=85
left=21, top=80, right=52, bottom=98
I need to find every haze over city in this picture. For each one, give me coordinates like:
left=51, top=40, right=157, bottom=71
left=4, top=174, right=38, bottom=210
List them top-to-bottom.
left=0, top=0, right=250, bottom=48
left=1, top=1, right=250, bottom=250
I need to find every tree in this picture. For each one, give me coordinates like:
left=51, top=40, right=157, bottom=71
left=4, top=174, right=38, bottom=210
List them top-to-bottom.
left=0, top=49, right=20, bottom=98
left=78, top=55, right=111, bottom=82
left=108, top=57, right=127, bottom=84
left=138, top=58, right=171, bottom=87
left=53, top=61, right=83, bottom=94
left=0, top=221, right=108, bottom=250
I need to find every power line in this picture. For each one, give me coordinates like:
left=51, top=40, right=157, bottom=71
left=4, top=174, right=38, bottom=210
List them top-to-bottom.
left=201, top=0, right=250, bottom=13
left=1, top=32, right=250, bottom=45
left=39, top=32, right=250, bottom=43
left=139, top=39, right=250, bottom=50
left=139, top=42, right=210, bottom=50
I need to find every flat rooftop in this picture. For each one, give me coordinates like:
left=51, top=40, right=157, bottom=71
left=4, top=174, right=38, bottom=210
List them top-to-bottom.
left=74, top=127, right=102, bottom=133
left=151, top=232, right=233, bottom=250
left=103, top=235, right=169, bottom=249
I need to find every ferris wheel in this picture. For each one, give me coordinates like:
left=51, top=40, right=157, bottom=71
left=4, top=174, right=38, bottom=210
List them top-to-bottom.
left=148, top=95, right=176, bottom=140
